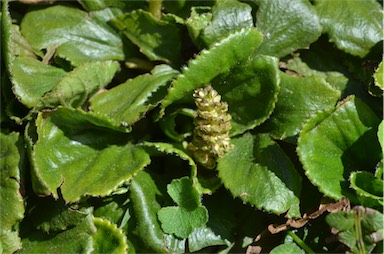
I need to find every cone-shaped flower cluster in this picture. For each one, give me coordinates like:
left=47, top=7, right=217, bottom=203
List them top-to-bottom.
left=189, top=85, right=232, bottom=169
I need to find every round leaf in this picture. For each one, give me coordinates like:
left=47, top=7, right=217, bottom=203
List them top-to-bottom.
left=201, top=0, right=254, bottom=46
left=255, top=0, right=322, bottom=58
left=314, top=0, right=383, bottom=57
left=20, top=6, right=125, bottom=66
left=110, top=10, right=182, bottom=65
left=161, top=28, right=263, bottom=112
left=214, top=55, right=280, bottom=135
left=10, top=57, right=67, bottom=108
left=90, top=65, right=178, bottom=127
left=262, top=72, right=341, bottom=140
left=297, top=96, right=381, bottom=199
left=30, top=107, right=150, bottom=202
left=217, top=132, right=302, bottom=217
left=130, top=171, right=186, bottom=253
left=166, top=177, right=201, bottom=209
left=158, top=206, right=208, bottom=239
left=92, top=217, right=128, bottom=254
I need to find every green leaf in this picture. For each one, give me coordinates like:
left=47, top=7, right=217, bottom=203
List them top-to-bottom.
left=78, top=0, right=127, bottom=11
left=201, top=0, right=253, bottom=46
left=255, top=0, right=322, bottom=58
left=314, top=0, right=383, bottom=58
left=2, top=1, right=36, bottom=69
left=20, top=6, right=125, bottom=66
left=185, top=7, right=212, bottom=49
left=110, top=10, right=182, bottom=65
left=161, top=28, right=263, bottom=112
left=283, top=50, right=350, bottom=93
left=213, top=55, right=280, bottom=135
left=10, top=57, right=67, bottom=108
left=39, top=60, right=120, bottom=109
left=374, top=61, right=384, bottom=90
left=90, top=65, right=178, bottom=127
left=262, top=72, right=341, bottom=140
left=297, top=96, right=381, bottom=199
left=29, top=107, right=150, bottom=202
left=379, top=121, right=384, bottom=150
left=0, top=131, right=25, bottom=230
left=1, top=132, right=24, bottom=254
left=217, top=132, right=302, bottom=218
left=129, top=171, right=185, bottom=253
left=350, top=171, right=383, bottom=203
left=158, top=177, right=208, bottom=238
left=166, top=177, right=201, bottom=209
left=29, top=199, right=92, bottom=233
left=93, top=199, right=127, bottom=228
left=158, top=206, right=208, bottom=239
left=326, top=207, right=384, bottom=253
left=19, top=214, right=96, bottom=254
left=92, top=217, right=128, bottom=254
left=188, top=226, right=231, bottom=252
left=1, top=229, right=22, bottom=254
left=270, top=243, right=305, bottom=254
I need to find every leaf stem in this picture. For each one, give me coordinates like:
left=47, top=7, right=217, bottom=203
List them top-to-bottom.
left=148, top=0, right=162, bottom=19
left=354, top=208, right=366, bottom=254
left=287, top=230, right=315, bottom=254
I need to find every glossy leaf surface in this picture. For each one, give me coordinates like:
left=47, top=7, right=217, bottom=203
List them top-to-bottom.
left=201, top=0, right=253, bottom=46
left=255, top=0, right=321, bottom=58
left=314, top=0, right=383, bottom=57
left=20, top=6, right=125, bottom=66
left=110, top=10, right=182, bottom=65
left=161, top=28, right=263, bottom=111
left=213, top=55, right=280, bottom=135
left=10, top=57, right=67, bottom=108
left=40, top=61, right=120, bottom=108
left=90, top=65, right=178, bottom=127
left=262, top=72, right=340, bottom=140
left=298, top=96, right=381, bottom=199
left=30, top=107, right=150, bottom=202
left=217, top=132, right=301, bottom=217
left=129, top=171, right=185, bottom=253
left=350, top=171, right=383, bottom=206
left=92, top=217, right=128, bottom=254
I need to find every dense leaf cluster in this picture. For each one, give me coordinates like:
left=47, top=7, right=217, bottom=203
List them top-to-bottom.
left=1, top=0, right=383, bottom=253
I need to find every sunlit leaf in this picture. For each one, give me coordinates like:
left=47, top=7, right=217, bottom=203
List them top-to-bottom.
left=255, top=0, right=321, bottom=58
left=314, top=0, right=383, bottom=57
left=21, top=6, right=126, bottom=66
left=161, top=28, right=263, bottom=112
left=90, top=65, right=177, bottom=127
left=298, top=96, right=381, bottom=199
left=29, top=107, right=150, bottom=202
left=217, top=132, right=301, bottom=217
left=158, top=177, right=208, bottom=238
left=92, top=217, right=128, bottom=254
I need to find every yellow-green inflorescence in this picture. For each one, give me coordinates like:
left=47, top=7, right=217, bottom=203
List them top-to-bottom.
left=188, top=85, right=233, bottom=169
